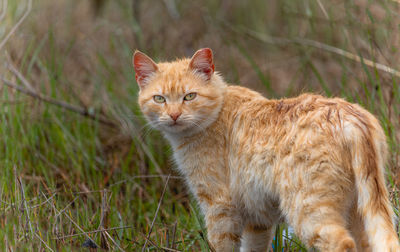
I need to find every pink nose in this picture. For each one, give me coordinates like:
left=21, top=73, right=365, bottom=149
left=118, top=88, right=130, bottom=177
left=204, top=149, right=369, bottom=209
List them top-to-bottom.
left=169, top=112, right=181, bottom=121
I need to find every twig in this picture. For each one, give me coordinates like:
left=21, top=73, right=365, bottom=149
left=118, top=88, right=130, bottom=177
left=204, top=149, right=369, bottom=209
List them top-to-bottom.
left=0, top=0, right=32, bottom=51
left=0, top=0, right=8, bottom=23
left=316, top=0, right=329, bottom=19
left=222, top=21, right=400, bottom=78
left=291, top=37, right=400, bottom=78
left=6, top=53, right=35, bottom=92
left=0, top=76, right=117, bottom=127
left=0, top=99, right=26, bottom=105
left=16, top=169, right=34, bottom=237
left=109, top=174, right=182, bottom=187
left=141, top=174, right=171, bottom=252
left=74, top=189, right=110, bottom=194
left=98, top=189, right=110, bottom=250
left=98, top=190, right=108, bottom=229
left=42, top=192, right=100, bottom=248
left=29, top=193, right=56, bottom=209
left=54, top=196, right=79, bottom=219
left=171, top=221, right=177, bottom=249
left=54, top=226, right=133, bottom=239
left=104, top=230, right=125, bottom=251
left=34, top=232, right=54, bottom=252
left=139, top=233, right=163, bottom=250
left=140, top=234, right=182, bottom=252
left=159, top=246, right=181, bottom=252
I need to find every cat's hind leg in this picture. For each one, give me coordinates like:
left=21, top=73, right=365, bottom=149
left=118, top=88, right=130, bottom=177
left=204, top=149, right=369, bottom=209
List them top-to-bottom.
left=280, top=182, right=356, bottom=252
left=348, top=202, right=371, bottom=252
left=288, top=203, right=356, bottom=252
left=240, top=224, right=275, bottom=252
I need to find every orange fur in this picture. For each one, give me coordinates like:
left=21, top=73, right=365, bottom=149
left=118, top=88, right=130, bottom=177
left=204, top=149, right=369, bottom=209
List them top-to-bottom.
left=134, top=48, right=400, bottom=252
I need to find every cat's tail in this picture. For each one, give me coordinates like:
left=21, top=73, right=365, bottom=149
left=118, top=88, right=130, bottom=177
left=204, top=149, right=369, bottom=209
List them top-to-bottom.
left=350, top=114, right=400, bottom=252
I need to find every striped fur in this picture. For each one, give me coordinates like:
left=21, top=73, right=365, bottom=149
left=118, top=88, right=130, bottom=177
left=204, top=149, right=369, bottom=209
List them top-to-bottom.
left=134, top=48, right=400, bottom=252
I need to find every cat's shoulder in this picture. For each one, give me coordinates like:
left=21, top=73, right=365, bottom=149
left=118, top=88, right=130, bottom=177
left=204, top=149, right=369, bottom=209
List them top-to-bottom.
left=225, top=85, right=265, bottom=102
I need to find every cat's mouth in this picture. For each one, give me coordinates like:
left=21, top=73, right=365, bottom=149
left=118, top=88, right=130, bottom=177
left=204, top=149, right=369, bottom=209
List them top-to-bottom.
left=163, top=121, right=189, bottom=132
left=168, top=121, right=181, bottom=126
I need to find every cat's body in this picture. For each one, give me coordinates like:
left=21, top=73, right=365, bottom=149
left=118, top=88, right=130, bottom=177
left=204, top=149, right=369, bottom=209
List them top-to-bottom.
left=133, top=48, right=400, bottom=252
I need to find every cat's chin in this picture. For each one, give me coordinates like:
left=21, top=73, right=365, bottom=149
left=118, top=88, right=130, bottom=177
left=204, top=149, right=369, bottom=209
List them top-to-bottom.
left=159, top=123, right=205, bottom=138
left=160, top=123, right=191, bottom=134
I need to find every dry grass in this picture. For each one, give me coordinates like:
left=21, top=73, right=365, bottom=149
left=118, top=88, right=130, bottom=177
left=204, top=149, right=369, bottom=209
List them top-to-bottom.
left=0, top=0, right=399, bottom=250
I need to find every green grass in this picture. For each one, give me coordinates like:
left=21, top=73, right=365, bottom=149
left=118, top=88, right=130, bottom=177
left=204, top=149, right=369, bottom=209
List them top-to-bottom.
left=0, top=0, right=399, bottom=251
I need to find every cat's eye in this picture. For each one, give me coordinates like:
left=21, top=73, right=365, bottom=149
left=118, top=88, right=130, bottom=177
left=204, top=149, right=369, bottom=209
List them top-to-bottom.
left=184, top=93, right=197, bottom=101
left=153, top=95, right=166, bottom=103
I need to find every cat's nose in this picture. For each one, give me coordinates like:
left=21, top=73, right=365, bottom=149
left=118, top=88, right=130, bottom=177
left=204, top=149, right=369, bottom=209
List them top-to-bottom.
left=169, top=112, right=181, bottom=121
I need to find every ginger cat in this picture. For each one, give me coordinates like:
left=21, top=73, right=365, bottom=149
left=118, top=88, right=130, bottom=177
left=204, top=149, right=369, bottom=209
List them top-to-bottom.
left=133, top=48, right=400, bottom=252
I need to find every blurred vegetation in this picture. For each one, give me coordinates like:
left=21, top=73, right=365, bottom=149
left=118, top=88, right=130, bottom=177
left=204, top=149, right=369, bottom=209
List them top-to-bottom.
left=0, top=0, right=399, bottom=250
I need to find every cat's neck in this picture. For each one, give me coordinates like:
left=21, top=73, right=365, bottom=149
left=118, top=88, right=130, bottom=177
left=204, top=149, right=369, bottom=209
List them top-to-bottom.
left=163, top=126, right=205, bottom=150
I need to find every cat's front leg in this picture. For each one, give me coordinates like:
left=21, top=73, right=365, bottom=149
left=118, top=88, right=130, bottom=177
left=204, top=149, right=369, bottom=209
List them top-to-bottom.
left=204, top=203, right=243, bottom=252
left=240, top=224, right=275, bottom=252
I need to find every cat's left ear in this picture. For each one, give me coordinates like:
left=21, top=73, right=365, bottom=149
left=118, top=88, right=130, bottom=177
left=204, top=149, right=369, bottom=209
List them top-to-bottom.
left=189, top=48, right=215, bottom=81
left=133, top=50, right=158, bottom=89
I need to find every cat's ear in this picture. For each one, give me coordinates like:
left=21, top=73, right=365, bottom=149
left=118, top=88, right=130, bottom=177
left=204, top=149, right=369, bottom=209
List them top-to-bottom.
left=189, top=48, right=215, bottom=81
left=133, top=50, right=158, bottom=89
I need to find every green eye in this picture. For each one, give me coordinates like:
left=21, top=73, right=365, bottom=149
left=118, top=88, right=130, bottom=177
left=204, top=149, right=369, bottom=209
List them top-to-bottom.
left=184, top=93, right=197, bottom=101
left=153, top=95, right=165, bottom=103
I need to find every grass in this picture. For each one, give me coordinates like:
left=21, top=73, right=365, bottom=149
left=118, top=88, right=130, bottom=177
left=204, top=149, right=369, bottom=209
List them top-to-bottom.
left=0, top=0, right=399, bottom=251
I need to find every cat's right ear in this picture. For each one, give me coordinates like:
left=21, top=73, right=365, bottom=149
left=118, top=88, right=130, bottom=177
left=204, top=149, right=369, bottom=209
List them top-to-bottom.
left=189, top=48, right=215, bottom=81
left=133, top=51, right=158, bottom=89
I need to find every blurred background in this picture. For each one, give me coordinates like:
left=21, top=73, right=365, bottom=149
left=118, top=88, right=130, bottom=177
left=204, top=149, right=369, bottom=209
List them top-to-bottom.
left=0, top=0, right=399, bottom=250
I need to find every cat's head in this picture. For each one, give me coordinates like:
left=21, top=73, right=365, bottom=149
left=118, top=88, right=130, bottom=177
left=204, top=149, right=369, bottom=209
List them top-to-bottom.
left=133, top=48, right=226, bottom=136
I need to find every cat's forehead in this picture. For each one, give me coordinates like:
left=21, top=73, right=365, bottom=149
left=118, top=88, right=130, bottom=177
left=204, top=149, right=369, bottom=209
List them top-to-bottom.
left=147, top=59, right=201, bottom=93
left=157, top=59, right=191, bottom=78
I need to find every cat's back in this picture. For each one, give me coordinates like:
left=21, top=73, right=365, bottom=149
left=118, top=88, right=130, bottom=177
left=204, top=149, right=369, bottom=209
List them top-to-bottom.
left=223, top=86, right=330, bottom=122
left=221, top=87, right=386, bottom=165
left=223, top=87, right=382, bottom=134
